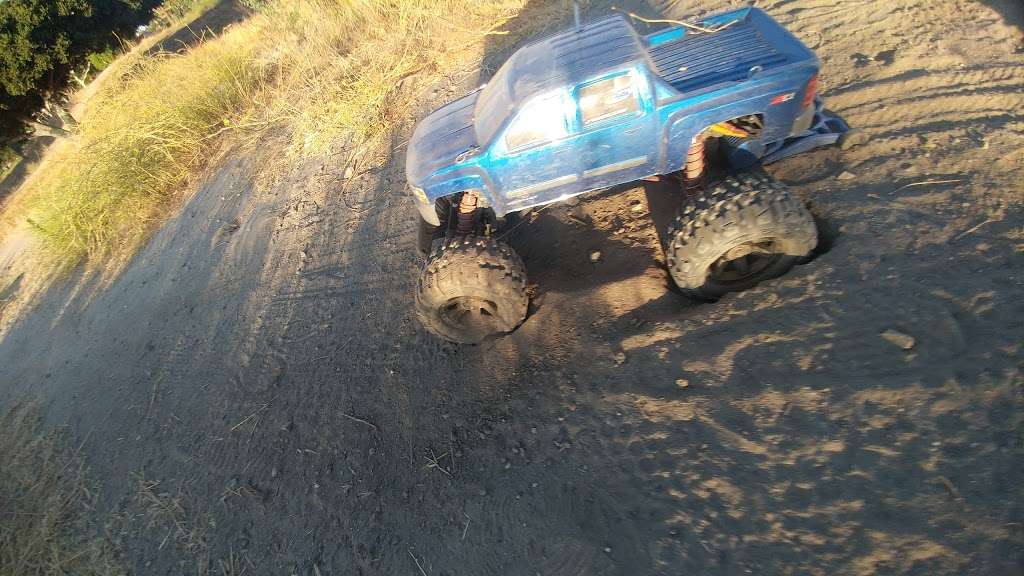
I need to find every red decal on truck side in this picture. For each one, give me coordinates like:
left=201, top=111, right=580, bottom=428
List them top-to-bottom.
left=770, top=92, right=795, bottom=105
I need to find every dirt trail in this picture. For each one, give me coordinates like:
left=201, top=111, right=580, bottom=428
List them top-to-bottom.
left=1, top=1, right=1022, bottom=574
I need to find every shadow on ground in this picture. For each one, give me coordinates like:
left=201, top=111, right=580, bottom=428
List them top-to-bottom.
left=146, top=0, right=251, bottom=56
left=0, top=137, right=54, bottom=202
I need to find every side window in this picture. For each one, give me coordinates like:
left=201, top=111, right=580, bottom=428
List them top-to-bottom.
left=578, top=73, right=639, bottom=126
left=504, top=92, right=568, bottom=152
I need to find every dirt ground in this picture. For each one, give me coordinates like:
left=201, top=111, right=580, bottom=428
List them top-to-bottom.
left=1, top=0, right=1023, bottom=574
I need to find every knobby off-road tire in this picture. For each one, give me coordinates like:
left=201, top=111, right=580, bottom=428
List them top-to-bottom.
left=665, top=171, right=817, bottom=300
left=416, top=235, right=528, bottom=343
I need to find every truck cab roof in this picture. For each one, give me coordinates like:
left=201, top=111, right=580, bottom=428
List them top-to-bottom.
left=406, top=6, right=820, bottom=211
left=474, top=7, right=812, bottom=147
left=474, top=15, right=645, bottom=145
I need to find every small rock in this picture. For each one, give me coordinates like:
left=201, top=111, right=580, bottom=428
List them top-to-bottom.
left=839, top=128, right=869, bottom=150
left=343, top=166, right=354, bottom=179
left=836, top=170, right=856, bottom=181
left=630, top=203, right=644, bottom=213
left=566, top=206, right=587, bottom=222
left=300, top=250, right=309, bottom=260
left=590, top=250, right=602, bottom=262
left=881, top=329, right=915, bottom=350
left=613, top=351, right=626, bottom=365
left=676, top=378, right=690, bottom=388
left=604, top=547, right=612, bottom=553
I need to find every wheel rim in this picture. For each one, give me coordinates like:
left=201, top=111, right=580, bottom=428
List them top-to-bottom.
left=707, top=241, right=784, bottom=286
left=438, top=296, right=507, bottom=338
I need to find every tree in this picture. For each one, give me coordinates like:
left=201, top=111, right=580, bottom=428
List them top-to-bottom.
left=0, top=0, right=160, bottom=141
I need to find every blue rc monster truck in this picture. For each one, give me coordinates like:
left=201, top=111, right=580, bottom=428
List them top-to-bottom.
left=406, top=6, right=853, bottom=343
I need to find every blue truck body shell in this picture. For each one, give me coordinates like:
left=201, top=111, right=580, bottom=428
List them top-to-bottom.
left=406, top=7, right=827, bottom=224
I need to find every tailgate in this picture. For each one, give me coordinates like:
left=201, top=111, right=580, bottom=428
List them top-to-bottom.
left=646, top=7, right=814, bottom=93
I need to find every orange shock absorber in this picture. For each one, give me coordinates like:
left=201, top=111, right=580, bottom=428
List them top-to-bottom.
left=684, top=132, right=707, bottom=193
left=455, top=190, right=479, bottom=235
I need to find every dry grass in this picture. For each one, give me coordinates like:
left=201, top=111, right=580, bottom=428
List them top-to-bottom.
left=1, top=0, right=561, bottom=272
left=259, top=0, right=526, bottom=154
left=15, top=12, right=266, bottom=269
left=0, top=402, right=122, bottom=576
left=133, top=475, right=210, bottom=555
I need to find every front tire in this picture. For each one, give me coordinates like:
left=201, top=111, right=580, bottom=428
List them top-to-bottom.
left=665, top=171, right=817, bottom=300
left=416, top=236, right=528, bottom=343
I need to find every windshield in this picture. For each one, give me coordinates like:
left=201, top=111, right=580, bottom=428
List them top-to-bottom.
left=474, top=53, right=518, bottom=146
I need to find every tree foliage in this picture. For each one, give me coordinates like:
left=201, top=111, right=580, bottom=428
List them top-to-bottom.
left=0, top=0, right=161, bottom=140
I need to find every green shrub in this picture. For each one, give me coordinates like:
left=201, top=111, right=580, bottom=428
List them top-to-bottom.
left=86, top=48, right=116, bottom=73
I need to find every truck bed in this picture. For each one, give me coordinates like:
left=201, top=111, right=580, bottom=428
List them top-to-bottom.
left=646, top=9, right=811, bottom=94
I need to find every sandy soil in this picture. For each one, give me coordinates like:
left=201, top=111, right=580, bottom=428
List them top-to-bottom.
left=1, top=0, right=1022, bottom=574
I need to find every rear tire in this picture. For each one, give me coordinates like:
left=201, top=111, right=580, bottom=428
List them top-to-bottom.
left=664, top=171, right=817, bottom=300
left=416, top=236, right=528, bottom=343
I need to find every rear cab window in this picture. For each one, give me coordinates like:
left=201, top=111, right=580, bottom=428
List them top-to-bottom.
left=577, top=72, right=640, bottom=127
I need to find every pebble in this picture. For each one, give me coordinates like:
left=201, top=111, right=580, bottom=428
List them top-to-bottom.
left=840, top=128, right=869, bottom=150
left=343, top=166, right=354, bottom=179
left=836, top=170, right=856, bottom=181
left=590, top=250, right=602, bottom=262
left=881, top=329, right=915, bottom=350
left=613, top=351, right=626, bottom=365
left=676, top=378, right=690, bottom=388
